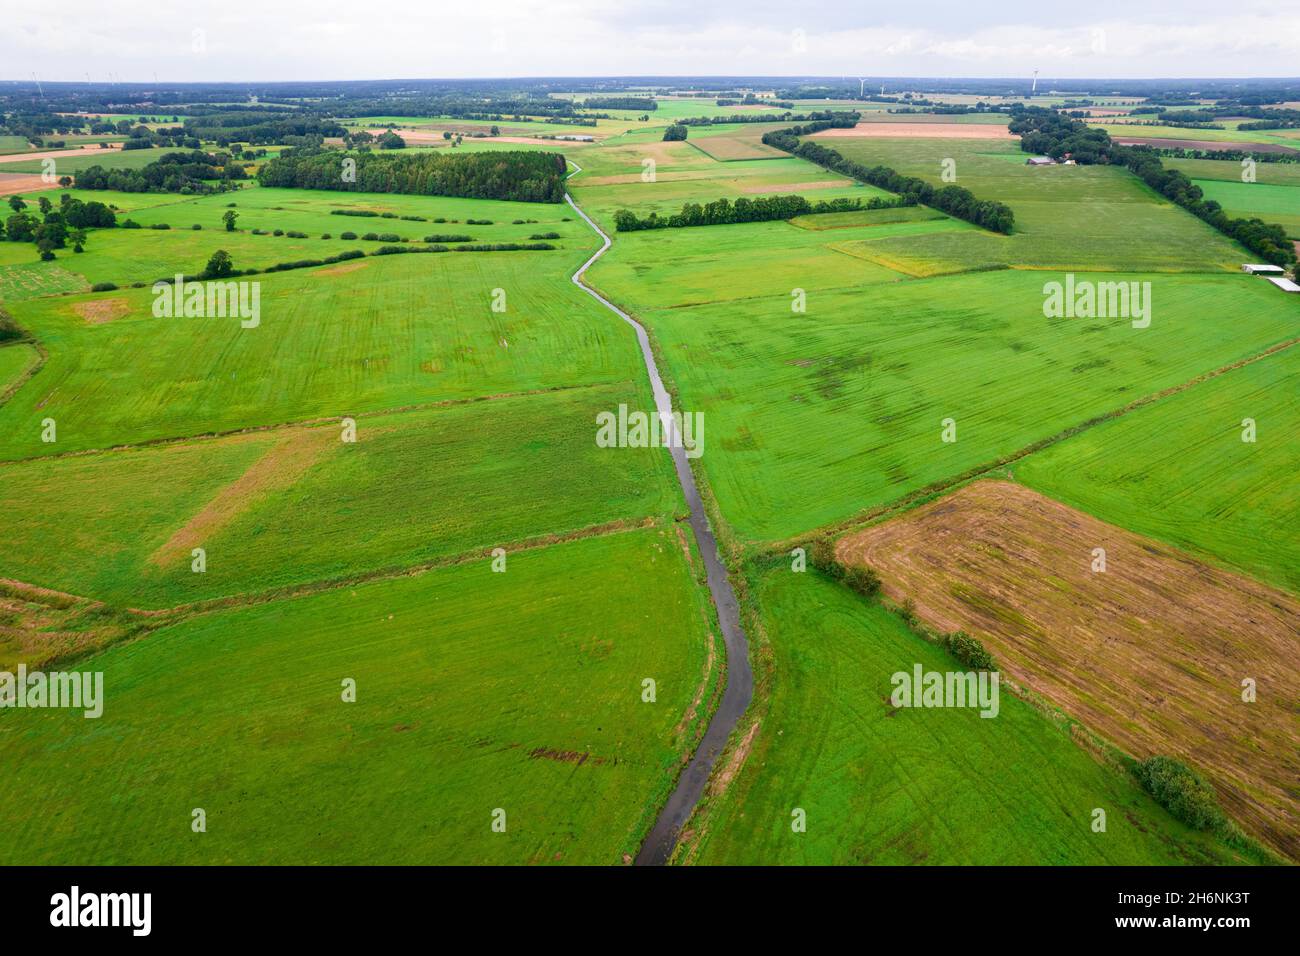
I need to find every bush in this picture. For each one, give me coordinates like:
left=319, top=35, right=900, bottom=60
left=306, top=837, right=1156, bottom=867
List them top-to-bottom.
left=663, top=124, right=688, bottom=141
left=466, top=218, right=493, bottom=225
left=149, top=222, right=170, bottom=230
left=191, top=224, right=202, bottom=230
left=251, top=228, right=266, bottom=235
left=272, top=228, right=284, bottom=236
left=285, top=230, right=308, bottom=238
left=529, top=231, right=561, bottom=240
left=361, top=232, right=379, bottom=241
left=320, top=233, right=331, bottom=240
left=423, top=233, right=473, bottom=243
left=90, top=282, right=118, bottom=292
left=939, top=631, right=996, bottom=671
left=1133, top=757, right=1227, bottom=831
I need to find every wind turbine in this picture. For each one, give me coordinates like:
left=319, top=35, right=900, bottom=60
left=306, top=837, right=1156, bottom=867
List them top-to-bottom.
left=1031, top=70, right=1039, bottom=95
left=31, top=72, right=44, bottom=98
left=859, top=78, right=866, bottom=98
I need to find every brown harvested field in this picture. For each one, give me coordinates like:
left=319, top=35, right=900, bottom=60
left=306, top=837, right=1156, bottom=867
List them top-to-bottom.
left=812, top=122, right=1016, bottom=140
left=691, top=127, right=786, bottom=161
left=365, top=128, right=589, bottom=147
left=1112, top=136, right=1298, bottom=154
left=0, top=144, right=122, bottom=166
left=0, top=172, right=62, bottom=196
left=837, top=479, right=1300, bottom=861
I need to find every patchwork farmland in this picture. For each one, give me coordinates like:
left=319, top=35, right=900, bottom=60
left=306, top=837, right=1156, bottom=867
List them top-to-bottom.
left=1, top=71, right=1297, bottom=880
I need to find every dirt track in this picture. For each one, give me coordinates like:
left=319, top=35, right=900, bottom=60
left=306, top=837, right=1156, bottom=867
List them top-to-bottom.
left=838, top=479, right=1300, bottom=861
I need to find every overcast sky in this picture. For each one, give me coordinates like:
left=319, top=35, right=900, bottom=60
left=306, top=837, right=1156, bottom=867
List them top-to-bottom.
left=5, top=0, right=1300, bottom=83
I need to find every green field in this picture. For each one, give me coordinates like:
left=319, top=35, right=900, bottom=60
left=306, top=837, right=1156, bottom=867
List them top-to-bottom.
left=822, top=137, right=1245, bottom=273
left=0, top=146, right=179, bottom=175
left=0, top=185, right=590, bottom=294
left=0, top=239, right=642, bottom=458
left=592, top=264, right=1295, bottom=543
left=0, top=343, right=39, bottom=394
left=1017, top=344, right=1300, bottom=594
left=0, top=383, right=679, bottom=608
left=0, top=529, right=716, bottom=864
left=685, top=568, right=1252, bottom=864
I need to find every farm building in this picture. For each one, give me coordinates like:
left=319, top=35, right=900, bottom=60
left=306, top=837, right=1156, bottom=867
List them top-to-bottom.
left=1026, top=156, right=1056, bottom=166
left=1242, top=264, right=1285, bottom=274
left=1265, top=276, right=1300, bottom=293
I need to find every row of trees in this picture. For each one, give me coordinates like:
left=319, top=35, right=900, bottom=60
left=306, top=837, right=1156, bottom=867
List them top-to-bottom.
left=1009, top=107, right=1296, bottom=267
left=763, top=119, right=1016, bottom=234
left=257, top=148, right=568, bottom=202
left=613, top=194, right=909, bottom=232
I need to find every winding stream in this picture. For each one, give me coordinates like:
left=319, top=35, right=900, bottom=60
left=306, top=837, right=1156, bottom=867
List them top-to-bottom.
left=564, top=170, right=753, bottom=866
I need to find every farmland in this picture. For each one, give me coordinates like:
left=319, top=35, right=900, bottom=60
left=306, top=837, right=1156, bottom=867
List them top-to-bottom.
left=4, top=74, right=1299, bottom=872
left=836, top=480, right=1300, bottom=860
left=0, top=529, right=717, bottom=864
left=680, top=566, right=1255, bottom=865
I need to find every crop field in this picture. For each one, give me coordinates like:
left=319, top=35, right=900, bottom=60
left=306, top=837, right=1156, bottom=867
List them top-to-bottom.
left=4, top=71, right=1298, bottom=875
left=823, top=138, right=1245, bottom=273
left=0, top=233, right=643, bottom=458
left=597, top=267, right=1296, bottom=543
left=1016, top=344, right=1300, bottom=594
left=0, top=382, right=679, bottom=608
left=836, top=480, right=1300, bottom=860
left=0, top=529, right=717, bottom=864
left=681, top=566, right=1253, bottom=865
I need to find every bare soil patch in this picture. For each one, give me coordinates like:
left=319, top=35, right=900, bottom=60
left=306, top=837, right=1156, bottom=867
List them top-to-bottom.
left=812, top=122, right=1015, bottom=140
left=0, top=144, right=122, bottom=166
left=0, top=173, right=61, bottom=196
left=315, top=260, right=369, bottom=277
left=73, top=297, right=130, bottom=325
left=149, top=428, right=337, bottom=568
left=837, top=479, right=1300, bottom=861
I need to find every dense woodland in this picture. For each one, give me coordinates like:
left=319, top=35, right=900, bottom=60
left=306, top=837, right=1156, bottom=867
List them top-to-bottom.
left=257, top=148, right=568, bottom=202
left=74, top=150, right=248, bottom=194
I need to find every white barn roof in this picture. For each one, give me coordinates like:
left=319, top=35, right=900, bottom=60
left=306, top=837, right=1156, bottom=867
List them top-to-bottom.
left=1243, top=264, right=1285, bottom=274
left=1265, top=276, right=1300, bottom=292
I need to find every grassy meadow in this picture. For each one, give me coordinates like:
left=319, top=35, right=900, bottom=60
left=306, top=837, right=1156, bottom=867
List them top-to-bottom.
left=1017, top=344, right=1300, bottom=594
left=0, top=530, right=716, bottom=864
left=684, top=568, right=1253, bottom=865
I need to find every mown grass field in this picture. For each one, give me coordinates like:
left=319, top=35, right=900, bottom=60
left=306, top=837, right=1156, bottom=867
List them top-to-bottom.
left=0, top=343, right=39, bottom=393
left=1016, top=344, right=1300, bottom=594
left=0, top=383, right=680, bottom=608
left=0, top=529, right=716, bottom=864
left=683, top=568, right=1253, bottom=865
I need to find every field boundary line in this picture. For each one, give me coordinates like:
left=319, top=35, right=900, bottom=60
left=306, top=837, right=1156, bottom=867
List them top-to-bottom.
left=760, top=332, right=1300, bottom=557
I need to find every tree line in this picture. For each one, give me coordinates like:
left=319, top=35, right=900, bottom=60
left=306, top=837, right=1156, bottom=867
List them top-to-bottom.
left=1010, top=107, right=1296, bottom=267
left=762, top=118, right=1016, bottom=234
left=257, top=148, right=568, bottom=203
left=74, top=150, right=248, bottom=194
left=614, top=194, right=910, bottom=231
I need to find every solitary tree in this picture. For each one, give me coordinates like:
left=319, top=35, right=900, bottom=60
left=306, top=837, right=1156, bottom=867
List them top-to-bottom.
left=8, top=195, right=25, bottom=213
left=222, top=210, right=238, bottom=232
left=204, top=249, right=234, bottom=278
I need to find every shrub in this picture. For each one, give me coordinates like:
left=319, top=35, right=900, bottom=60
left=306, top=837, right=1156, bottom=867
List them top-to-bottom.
left=663, top=124, right=688, bottom=141
left=466, top=218, right=493, bottom=225
left=149, top=222, right=170, bottom=230
left=191, top=224, right=202, bottom=230
left=251, top=228, right=266, bottom=235
left=272, top=228, right=284, bottom=236
left=285, top=230, right=308, bottom=238
left=340, top=231, right=357, bottom=240
left=529, top=231, right=561, bottom=240
left=362, top=232, right=379, bottom=241
left=377, top=232, right=401, bottom=242
left=320, top=233, right=331, bottom=240
left=423, top=233, right=473, bottom=243
left=90, top=282, right=118, bottom=292
left=940, top=631, right=996, bottom=671
left=1133, top=757, right=1227, bottom=831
